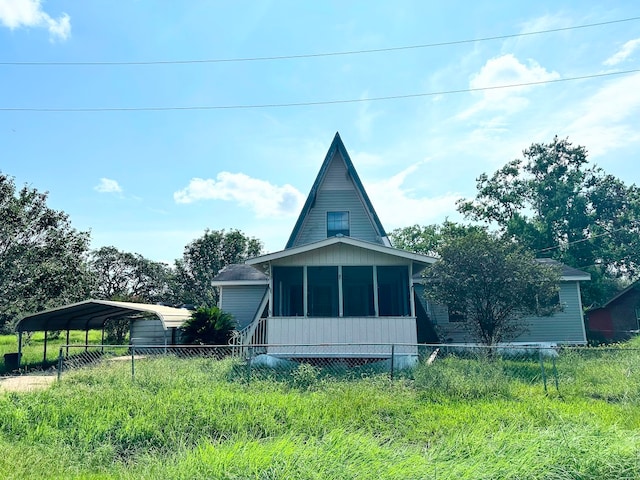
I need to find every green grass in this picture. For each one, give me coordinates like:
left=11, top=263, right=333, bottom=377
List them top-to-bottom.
left=0, top=331, right=104, bottom=374
left=1, top=343, right=640, bottom=479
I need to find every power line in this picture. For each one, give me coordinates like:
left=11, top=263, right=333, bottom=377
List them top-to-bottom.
left=1, top=16, right=638, bottom=66
left=1, top=68, right=638, bottom=112
left=536, top=227, right=629, bottom=254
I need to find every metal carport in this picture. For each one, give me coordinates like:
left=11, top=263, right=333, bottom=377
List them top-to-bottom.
left=15, top=299, right=193, bottom=364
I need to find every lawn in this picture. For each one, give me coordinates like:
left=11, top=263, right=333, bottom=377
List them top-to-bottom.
left=0, top=339, right=639, bottom=479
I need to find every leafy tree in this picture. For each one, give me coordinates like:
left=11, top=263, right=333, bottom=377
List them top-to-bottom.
left=457, top=136, right=640, bottom=308
left=0, top=173, right=92, bottom=333
left=390, top=221, right=487, bottom=256
left=174, top=229, right=262, bottom=307
left=423, top=230, right=561, bottom=346
left=88, top=246, right=177, bottom=343
left=89, top=246, right=176, bottom=303
left=180, top=306, right=237, bottom=345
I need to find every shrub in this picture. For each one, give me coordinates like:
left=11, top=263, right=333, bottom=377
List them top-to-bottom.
left=180, top=307, right=237, bottom=345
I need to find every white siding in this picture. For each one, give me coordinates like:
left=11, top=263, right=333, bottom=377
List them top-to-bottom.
left=294, top=151, right=382, bottom=246
left=319, top=151, right=352, bottom=190
left=274, top=243, right=410, bottom=267
left=421, top=281, right=587, bottom=344
left=516, top=282, right=587, bottom=344
left=220, top=285, right=268, bottom=329
left=266, top=316, right=417, bottom=356
left=130, top=319, right=166, bottom=345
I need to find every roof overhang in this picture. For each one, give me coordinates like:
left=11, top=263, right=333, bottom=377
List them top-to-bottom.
left=247, top=236, right=436, bottom=271
left=560, top=274, right=591, bottom=281
left=211, top=279, right=269, bottom=287
left=16, top=300, right=193, bottom=333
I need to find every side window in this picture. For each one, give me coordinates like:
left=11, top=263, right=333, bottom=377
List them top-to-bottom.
left=327, top=211, right=349, bottom=237
left=536, top=292, right=561, bottom=316
left=448, top=308, right=466, bottom=322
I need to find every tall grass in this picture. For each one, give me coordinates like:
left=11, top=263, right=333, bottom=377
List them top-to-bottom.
left=1, top=348, right=640, bottom=479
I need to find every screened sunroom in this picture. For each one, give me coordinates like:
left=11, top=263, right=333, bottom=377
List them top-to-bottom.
left=246, top=236, right=434, bottom=357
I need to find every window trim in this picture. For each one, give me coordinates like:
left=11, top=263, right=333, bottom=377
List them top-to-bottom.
left=327, top=211, right=350, bottom=238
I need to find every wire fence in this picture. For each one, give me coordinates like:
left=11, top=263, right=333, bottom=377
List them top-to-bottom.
left=46, top=343, right=640, bottom=400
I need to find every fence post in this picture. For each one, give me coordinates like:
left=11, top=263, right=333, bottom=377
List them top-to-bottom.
left=131, top=344, right=135, bottom=381
left=390, top=344, right=395, bottom=381
left=246, top=346, right=252, bottom=384
left=57, top=347, right=63, bottom=381
left=539, top=349, right=547, bottom=393
left=552, top=355, right=559, bottom=392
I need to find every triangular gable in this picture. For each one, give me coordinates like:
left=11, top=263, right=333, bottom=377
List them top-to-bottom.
left=285, top=132, right=389, bottom=249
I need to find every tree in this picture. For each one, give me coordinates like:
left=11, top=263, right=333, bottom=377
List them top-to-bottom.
left=457, top=136, right=640, bottom=308
left=0, top=174, right=92, bottom=333
left=390, top=221, right=487, bottom=256
left=174, top=229, right=262, bottom=307
left=423, top=230, right=561, bottom=346
left=88, top=246, right=177, bottom=343
left=89, top=246, right=176, bottom=304
left=180, top=306, right=237, bottom=345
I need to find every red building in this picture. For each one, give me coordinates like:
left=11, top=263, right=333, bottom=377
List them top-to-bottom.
left=587, top=282, right=640, bottom=342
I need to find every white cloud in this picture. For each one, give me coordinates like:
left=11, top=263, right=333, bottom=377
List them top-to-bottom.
left=0, top=0, right=71, bottom=41
left=518, top=13, right=571, bottom=35
left=603, top=38, right=640, bottom=66
left=458, top=54, right=560, bottom=119
left=563, top=72, right=640, bottom=156
left=355, top=91, right=382, bottom=140
left=365, top=163, right=462, bottom=229
left=174, top=172, right=305, bottom=218
left=94, top=178, right=123, bottom=194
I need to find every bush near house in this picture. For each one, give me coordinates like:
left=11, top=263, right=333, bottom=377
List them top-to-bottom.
left=180, top=306, right=237, bottom=345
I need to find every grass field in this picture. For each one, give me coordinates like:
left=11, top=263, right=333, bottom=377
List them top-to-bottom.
left=0, top=330, right=104, bottom=374
left=0, top=339, right=639, bottom=479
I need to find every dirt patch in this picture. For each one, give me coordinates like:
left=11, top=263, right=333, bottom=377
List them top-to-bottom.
left=0, top=375, right=56, bottom=393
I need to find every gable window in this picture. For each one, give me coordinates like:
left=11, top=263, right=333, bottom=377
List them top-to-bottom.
left=327, top=211, right=349, bottom=237
left=535, top=292, right=561, bottom=316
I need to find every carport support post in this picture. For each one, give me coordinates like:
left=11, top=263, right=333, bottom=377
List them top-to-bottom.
left=101, top=327, right=105, bottom=353
left=43, top=330, right=48, bottom=363
left=66, top=330, right=70, bottom=357
left=85, top=330, right=89, bottom=352
left=17, top=331, right=23, bottom=366
left=57, top=348, right=63, bottom=381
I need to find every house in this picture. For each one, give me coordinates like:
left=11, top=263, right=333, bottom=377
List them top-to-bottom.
left=213, top=133, right=590, bottom=360
left=414, top=259, right=590, bottom=345
left=586, top=282, right=640, bottom=342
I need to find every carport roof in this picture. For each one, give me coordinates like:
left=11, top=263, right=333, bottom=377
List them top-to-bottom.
left=16, top=300, right=193, bottom=332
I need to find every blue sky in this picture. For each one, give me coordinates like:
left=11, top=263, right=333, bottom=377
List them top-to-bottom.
left=1, top=1, right=639, bottom=263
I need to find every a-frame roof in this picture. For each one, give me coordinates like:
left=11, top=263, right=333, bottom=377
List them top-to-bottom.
left=285, top=132, right=389, bottom=249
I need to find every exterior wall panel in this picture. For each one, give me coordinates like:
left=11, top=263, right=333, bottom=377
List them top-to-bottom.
left=295, top=190, right=380, bottom=246
left=274, top=244, right=409, bottom=267
left=417, top=281, right=587, bottom=344
left=220, top=285, right=268, bottom=329
left=266, top=316, right=417, bottom=356
left=130, top=319, right=166, bottom=345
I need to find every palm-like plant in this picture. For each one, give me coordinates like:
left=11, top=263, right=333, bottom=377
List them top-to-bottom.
left=180, top=306, right=237, bottom=345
